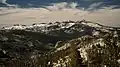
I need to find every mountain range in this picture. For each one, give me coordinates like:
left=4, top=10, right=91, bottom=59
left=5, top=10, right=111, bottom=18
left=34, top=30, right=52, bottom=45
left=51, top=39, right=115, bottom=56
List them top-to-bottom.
left=0, top=20, right=120, bottom=67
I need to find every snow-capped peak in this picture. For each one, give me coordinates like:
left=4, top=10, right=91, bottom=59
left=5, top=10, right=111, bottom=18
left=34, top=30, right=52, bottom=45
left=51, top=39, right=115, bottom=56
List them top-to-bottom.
left=3, top=24, right=26, bottom=30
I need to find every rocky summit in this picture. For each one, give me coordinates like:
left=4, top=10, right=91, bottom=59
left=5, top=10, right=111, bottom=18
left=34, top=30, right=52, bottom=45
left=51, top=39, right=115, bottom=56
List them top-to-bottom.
left=0, top=20, right=120, bottom=67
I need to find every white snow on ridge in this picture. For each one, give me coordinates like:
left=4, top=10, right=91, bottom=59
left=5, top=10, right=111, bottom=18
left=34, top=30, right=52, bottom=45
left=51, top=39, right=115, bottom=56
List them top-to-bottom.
left=2, top=22, right=76, bottom=30
left=81, top=22, right=102, bottom=28
left=32, top=23, right=51, bottom=27
left=60, top=23, right=75, bottom=28
left=3, top=25, right=26, bottom=30
left=56, top=43, right=71, bottom=52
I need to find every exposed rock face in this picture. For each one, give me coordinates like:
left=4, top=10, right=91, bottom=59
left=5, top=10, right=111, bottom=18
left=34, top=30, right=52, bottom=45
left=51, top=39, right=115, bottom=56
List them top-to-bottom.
left=0, top=20, right=120, bottom=67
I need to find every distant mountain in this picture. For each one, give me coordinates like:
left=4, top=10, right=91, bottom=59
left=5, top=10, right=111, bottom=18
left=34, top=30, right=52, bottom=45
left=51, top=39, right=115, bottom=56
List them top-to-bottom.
left=0, top=20, right=120, bottom=67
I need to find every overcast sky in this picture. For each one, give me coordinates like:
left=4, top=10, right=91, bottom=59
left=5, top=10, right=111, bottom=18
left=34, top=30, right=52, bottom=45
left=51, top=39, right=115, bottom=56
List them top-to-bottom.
left=0, top=0, right=120, bottom=27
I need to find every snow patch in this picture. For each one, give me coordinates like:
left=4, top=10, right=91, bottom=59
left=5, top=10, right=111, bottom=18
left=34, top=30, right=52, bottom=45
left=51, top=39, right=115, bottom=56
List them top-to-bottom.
left=81, top=22, right=101, bottom=28
left=60, top=23, right=75, bottom=29
left=3, top=25, right=26, bottom=30
left=92, top=30, right=99, bottom=36
left=113, top=31, right=118, bottom=37
left=95, top=38, right=105, bottom=47
left=56, top=43, right=71, bottom=52
left=78, top=48, right=88, bottom=62
left=52, top=56, right=71, bottom=67
left=117, top=59, right=120, bottom=64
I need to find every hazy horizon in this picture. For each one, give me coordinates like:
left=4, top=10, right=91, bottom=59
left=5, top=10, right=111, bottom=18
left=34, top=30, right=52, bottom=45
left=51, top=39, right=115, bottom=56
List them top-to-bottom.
left=0, top=0, right=120, bottom=27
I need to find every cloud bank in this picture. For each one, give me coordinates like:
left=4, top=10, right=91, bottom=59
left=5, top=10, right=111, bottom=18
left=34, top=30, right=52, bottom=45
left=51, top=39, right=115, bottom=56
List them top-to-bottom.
left=0, top=0, right=18, bottom=7
left=0, top=0, right=8, bottom=4
left=0, top=0, right=120, bottom=27
left=1, top=0, right=119, bottom=10
left=45, top=2, right=78, bottom=11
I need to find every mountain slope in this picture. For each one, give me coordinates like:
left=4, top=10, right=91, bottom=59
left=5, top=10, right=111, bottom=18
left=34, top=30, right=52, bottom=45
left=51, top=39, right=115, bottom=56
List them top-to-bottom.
left=0, top=20, right=120, bottom=67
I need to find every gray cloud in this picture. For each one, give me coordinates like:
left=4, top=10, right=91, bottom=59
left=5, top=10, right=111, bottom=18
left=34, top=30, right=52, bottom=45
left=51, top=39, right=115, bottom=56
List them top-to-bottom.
left=0, top=0, right=7, bottom=4
left=0, top=0, right=18, bottom=7
left=0, top=0, right=119, bottom=10
left=44, top=2, right=78, bottom=11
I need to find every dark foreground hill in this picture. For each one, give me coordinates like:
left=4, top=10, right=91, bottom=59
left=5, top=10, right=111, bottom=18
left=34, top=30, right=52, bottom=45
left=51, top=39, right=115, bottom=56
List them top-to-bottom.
left=0, top=20, right=120, bottom=67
